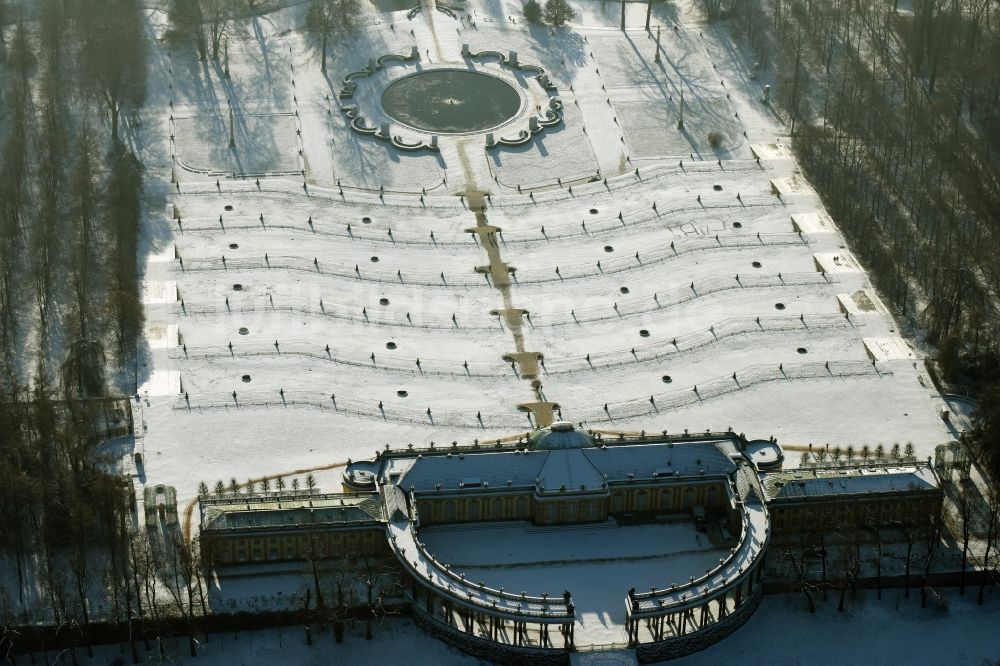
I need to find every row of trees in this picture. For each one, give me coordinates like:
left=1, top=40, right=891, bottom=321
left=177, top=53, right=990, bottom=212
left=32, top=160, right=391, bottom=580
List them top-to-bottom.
left=0, top=0, right=150, bottom=646
left=0, top=0, right=147, bottom=398
left=169, top=0, right=251, bottom=61
left=170, top=0, right=361, bottom=73
left=715, top=0, right=1000, bottom=603
left=718, top=0, right=1000, bottom=480
left=0, top=395, right=209, bottom=656
left=200, top=472, right=318, bottom=496
left=782, top=485, right=999, bottom=615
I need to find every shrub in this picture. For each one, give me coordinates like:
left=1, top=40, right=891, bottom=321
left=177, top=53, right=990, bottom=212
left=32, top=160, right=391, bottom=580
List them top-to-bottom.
left=707, top=131, right=723, bottom=148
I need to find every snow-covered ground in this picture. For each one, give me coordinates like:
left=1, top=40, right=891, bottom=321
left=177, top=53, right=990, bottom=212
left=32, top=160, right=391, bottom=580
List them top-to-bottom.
left=132, top=0, right=955, bottom=548
left=36, top=588, right=1000, bottom=664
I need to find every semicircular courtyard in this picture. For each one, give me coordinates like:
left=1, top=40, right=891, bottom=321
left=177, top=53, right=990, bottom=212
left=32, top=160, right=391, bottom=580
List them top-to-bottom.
left=353, top=425, right=771, bottom=661
left=412, top=517, right=758, bottom=646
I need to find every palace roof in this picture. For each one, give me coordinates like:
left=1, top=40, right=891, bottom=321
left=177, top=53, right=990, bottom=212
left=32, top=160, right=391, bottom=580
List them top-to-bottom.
left=385, top=431, right=742, bottom=496
left=762, top=464, right=939, bottom=502
left=200, top=492, right=383, bottom=532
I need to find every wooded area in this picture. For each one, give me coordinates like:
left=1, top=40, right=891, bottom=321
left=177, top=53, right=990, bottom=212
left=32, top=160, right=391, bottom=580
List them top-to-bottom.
left=0, top=0, right=155, bottom=644
left=0, top=0, right=999, bottom=653
left=719, top=0, right=1000, bottom=478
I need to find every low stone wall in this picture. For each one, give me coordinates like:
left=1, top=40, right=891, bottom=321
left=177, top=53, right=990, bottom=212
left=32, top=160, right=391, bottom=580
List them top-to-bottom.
left=635, top=585, right=764, bottom=664
left=410, top=604, right=570, bottom=666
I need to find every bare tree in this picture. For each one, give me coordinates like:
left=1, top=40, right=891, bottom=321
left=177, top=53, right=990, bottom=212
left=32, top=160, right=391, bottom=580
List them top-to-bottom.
left=32, top=0, right=71, bottom=339
left=74, top=0, right=148, bottom=142
left=169, top=0, right=208, bottom=60
left=202, top=0, right=239, bottom=61
left=306, top=0, right=361, bottom=73
left=0, top=22, right=33, bottom=359
left=953, top=481, right=974, bottom=595
left=979, top=486, right=1000, bottom=605
left=865, top=510, right=884, bottom=600
left=920, top=512, right=941, bottom=609
left=902, top=522, right=919, bottom=599
left=302, top=531, right=327, bottom=610
left=326, top=554, right=357, bottom=643
left=358, top=554, right=400, bottom=639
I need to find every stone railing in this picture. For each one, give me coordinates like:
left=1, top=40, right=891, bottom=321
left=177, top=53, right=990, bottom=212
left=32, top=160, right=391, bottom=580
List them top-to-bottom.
left=337, top=49, right=442, bottom=153
left=386, top=498, right=574, bottom=623
left=628, top=499, right=769, bottom=619
left=634, top=585, right=764, bottom=663
left=410, top=602, right=571, bottom=666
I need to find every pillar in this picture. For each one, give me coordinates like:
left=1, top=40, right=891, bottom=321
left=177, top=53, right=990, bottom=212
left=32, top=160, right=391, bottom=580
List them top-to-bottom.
left=441, top=600, right=451, bottom=625
left=463, top=608, right=473, bottom=634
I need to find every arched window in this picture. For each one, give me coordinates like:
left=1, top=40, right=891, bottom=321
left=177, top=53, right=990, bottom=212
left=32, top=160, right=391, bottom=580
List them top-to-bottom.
left=682, top=487, right=695, bottom=509
left=659, top=489, right=672, bottom=510
left=636, top=491, right=648, bottom=512
left=612, top=492, right=625, bottom=513
left=515, top=497, right=528, bottom=518
left=491, top=498, right=504, bottom=520
left=444, top=501, right=456, bottom=522
left=467, top=501, right=480, bottom=521
left=566, top=502, right=577, bottom=522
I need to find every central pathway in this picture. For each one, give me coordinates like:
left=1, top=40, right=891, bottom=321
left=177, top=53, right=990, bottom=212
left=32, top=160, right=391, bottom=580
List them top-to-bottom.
left=458, top=141, right=558, bottom=428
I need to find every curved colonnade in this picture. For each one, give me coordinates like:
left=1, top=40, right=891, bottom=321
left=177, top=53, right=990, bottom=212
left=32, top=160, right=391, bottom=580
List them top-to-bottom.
left=381, top=479, right=770, bottom=663
left=385, top=485, right=577, bottom=660
left=626, top=498, right=770, bottom=661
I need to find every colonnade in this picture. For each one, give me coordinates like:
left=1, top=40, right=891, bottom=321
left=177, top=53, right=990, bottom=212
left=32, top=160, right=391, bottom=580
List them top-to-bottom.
left=625, top=558, right=766, bottom=645
left=409, top=577, right=575, bottom=650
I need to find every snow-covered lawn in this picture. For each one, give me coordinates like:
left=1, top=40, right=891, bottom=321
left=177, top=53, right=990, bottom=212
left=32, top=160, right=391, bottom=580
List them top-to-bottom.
left=132, top=0, right=954, bottom=544
left=676, top=588, right=1000, bottom=666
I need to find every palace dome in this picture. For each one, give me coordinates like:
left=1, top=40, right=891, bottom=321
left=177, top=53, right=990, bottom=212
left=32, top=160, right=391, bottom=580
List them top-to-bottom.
left=527, top=422, right=595, bottom=451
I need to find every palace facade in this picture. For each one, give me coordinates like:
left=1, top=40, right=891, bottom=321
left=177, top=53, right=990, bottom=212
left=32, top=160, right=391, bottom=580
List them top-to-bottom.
left=198, top=423, right=942, bottom=663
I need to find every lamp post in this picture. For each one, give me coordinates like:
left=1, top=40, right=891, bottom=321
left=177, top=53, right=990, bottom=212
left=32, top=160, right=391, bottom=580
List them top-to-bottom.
left=654, top=25, right=661, bottom=63
left=228, top=99, right=235, bottom=148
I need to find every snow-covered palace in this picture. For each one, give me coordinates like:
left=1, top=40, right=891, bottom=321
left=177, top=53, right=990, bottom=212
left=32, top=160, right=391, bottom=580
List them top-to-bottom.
left=199, top=423, right=941, bottom=663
